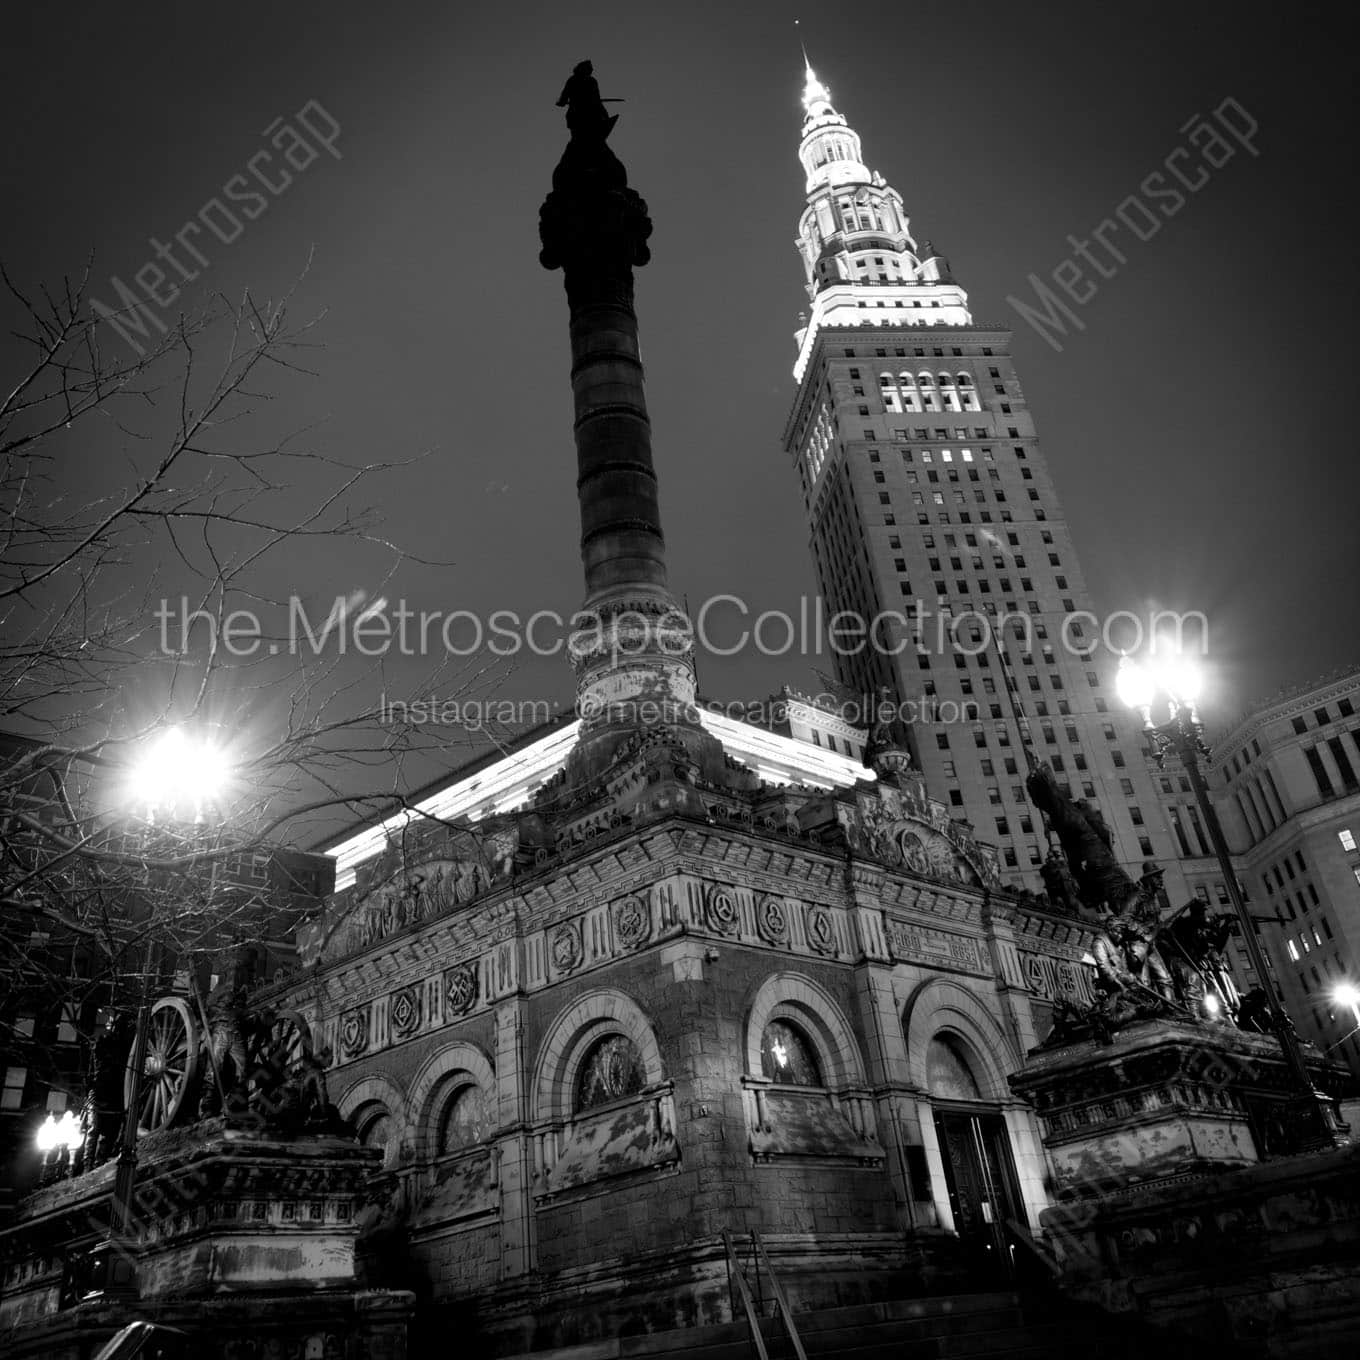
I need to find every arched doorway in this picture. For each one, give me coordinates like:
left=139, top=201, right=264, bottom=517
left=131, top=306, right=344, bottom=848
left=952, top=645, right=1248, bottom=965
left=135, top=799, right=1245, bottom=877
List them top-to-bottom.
left=926, top=1032, right=1026, bottom=1283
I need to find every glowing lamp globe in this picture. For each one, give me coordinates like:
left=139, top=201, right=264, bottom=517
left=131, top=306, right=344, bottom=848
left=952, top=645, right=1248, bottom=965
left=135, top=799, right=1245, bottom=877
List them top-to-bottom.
left=1115, top=655, right=1156, bottom=712
left=1157, top=656, right=1204, bottom=706
left=130, top=728, right=231, bottom=815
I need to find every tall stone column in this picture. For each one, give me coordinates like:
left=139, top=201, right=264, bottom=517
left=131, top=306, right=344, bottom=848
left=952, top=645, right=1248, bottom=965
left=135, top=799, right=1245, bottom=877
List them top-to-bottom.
left=540, top=65, right=697, bottom=775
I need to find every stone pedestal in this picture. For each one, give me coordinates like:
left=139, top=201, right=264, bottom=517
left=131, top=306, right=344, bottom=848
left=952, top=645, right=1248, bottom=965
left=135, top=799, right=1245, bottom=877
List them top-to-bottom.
left=1007, top=1019, right=1339, bottom=1198
left=0, top=1119, right=413, bottom=1358
left=1038, top=1143, right=1360, bottom=1358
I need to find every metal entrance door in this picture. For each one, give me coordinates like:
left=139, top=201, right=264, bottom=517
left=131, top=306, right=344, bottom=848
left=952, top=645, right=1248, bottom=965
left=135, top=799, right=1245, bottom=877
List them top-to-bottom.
left=932, top=1108, right=1025, bottom=1283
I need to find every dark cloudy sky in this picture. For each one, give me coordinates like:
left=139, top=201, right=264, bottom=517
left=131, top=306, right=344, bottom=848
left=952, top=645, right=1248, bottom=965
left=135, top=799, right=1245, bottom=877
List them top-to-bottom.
left=3, top=0, right=1356, bottom=763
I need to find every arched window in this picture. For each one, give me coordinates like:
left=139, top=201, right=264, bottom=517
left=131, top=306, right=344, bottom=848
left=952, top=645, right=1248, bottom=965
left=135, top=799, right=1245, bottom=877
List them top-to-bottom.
left=899, top=372, right=915, bottom=387
left=917, top=372, right=934, bottom=387
left=937, top=373, right=954, bottom=386
left=957, top=373, right=973, bottom=387
left=760, top=1019, right=822, bottom=1086
left=575, top=1034, right=645, bottom=1112
left=926, top=1034, right=985, bottom=1102
left=437, top=1083, right=488, bottom=1154
left=356, top=1104, right=397, bottom=1167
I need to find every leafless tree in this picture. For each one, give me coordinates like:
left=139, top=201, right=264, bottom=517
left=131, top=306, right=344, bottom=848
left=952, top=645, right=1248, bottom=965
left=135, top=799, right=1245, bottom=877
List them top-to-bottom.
left=0, top=261, right=515, bottom=1114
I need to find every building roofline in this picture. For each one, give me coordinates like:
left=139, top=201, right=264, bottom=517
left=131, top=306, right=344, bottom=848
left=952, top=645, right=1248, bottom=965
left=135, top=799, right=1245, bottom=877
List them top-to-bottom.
left=1211, top=664, right=1360, bottom=751
left=309, top=711, right=578, bottom=855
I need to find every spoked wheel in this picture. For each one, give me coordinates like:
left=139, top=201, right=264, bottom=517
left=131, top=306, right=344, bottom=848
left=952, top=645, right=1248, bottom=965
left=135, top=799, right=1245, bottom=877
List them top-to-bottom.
left=124, top=997, right=200, bottom=1134
left=246, top=1009, right=313, bottom=1101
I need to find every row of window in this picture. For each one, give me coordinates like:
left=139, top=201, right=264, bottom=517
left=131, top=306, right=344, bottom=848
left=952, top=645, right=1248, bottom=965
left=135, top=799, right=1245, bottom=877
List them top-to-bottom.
left=845, top=345, right=1001, bottom=359
left=884, top=506, right=1047, bottom=530
left=1290, top=697, right=1356, bottom=737
left=1303, top=731, right=1360, bottom=802
left=358, top=1014, right=909, bottom=1167
left=1, top=1067, right=70, bottom=1115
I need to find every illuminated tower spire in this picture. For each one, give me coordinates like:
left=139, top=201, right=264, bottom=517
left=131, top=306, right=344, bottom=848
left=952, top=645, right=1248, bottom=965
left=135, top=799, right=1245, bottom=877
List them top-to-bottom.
left=792, top=63, right=971, bottom=380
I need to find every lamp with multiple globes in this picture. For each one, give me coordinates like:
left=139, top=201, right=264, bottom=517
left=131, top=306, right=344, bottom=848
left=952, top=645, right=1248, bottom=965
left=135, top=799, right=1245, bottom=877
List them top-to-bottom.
left=1116, top=650, right=1344, bottom=1152
left=35, top=1110, right=82, bottom=1183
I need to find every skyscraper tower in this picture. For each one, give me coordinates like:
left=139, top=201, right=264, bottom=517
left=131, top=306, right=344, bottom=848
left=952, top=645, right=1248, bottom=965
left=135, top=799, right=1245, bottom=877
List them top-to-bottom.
left=782, top=62, right=1184, bottom=889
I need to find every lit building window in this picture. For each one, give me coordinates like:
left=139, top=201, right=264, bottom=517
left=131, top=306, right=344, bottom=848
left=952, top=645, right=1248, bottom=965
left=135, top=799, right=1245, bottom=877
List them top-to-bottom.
left=1340, top=829, right=1357, bottom=852
left=760, top=1019, right=822, bottom=1086
left=575, top=1034, right=645, bottom=1111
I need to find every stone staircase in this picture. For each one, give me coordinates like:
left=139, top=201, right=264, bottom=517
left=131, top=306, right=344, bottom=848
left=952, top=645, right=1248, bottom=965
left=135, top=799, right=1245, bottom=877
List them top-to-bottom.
left=496, top=1290, right=1203, bottom=1360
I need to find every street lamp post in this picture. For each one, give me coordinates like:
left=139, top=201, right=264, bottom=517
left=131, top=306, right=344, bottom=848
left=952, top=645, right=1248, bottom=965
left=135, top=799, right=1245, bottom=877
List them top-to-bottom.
left=1116, top=654, right=1343, bottom=1153
left=82, top=727, right=233, bottom=1299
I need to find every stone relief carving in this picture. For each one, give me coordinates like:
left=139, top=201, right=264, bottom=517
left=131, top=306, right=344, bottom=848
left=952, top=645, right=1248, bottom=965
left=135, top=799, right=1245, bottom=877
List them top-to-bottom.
left=851, top=798, right=985, bottom=887
left=704, top=884, right=740, bottom=935
left=613, top=894, right=650, bottom=949
left=755, top=894, right=790, bottom=946
left=806, top=905, right=837, bottom=955
left=551, top=922, right=584, bottom=973
left=444, top=963, right=479, bottom=1016
left=389, top=985, right=421, bottom=1039
left=339, top=1008, right=369, bottom=1060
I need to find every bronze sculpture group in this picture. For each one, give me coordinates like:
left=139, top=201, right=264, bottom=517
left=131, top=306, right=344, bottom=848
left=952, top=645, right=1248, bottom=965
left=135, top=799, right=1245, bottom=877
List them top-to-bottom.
left=1025, top=762, right=1245, bottom=1045
left=75, top=946, right=348, bottom=1178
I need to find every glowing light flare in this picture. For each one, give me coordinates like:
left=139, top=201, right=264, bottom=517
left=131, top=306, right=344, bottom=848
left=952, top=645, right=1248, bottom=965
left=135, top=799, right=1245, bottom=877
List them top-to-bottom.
left=802, top=63, right=831, bottom=112
left=1114, top=654, right=1156, bottom=714
left=1152, top=654, right=1204, bottom=707
left=128, top=727, right=233, bottom=815
left=1334, top=981, right=1360, bottom=1013
left=35, top=1111, right=82, bottom=1152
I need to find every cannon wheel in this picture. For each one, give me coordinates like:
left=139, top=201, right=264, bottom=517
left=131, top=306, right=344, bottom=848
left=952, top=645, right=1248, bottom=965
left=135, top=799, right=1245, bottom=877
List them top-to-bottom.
left=124, top=997, right=200, bottom=1135
left=246, top=1009, right=314, bottom=1097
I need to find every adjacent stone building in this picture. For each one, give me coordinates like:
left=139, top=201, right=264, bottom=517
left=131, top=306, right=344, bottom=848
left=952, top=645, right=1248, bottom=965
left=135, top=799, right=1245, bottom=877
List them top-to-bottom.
left=1170, top=668, right=1360, bottom=1076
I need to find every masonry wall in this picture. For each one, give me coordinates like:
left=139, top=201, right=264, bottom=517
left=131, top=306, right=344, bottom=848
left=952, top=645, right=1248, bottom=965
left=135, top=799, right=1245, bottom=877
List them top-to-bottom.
left=283, top=813, right=1083, bottom=1347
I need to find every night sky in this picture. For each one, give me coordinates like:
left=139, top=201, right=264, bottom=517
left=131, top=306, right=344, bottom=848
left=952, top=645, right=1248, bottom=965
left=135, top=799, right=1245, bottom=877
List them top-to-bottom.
left=4, top=1, right=1356, bottom=793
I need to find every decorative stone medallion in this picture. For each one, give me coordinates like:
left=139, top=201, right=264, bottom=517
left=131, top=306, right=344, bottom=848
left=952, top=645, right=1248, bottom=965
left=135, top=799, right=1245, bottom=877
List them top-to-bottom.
left=704, top=883, right=740, bottom=935
left=613, top=894, right=650, bottom=949
left=755, top=894, right=790, bottom=945
left=806, top=905, right=837, bottom=955
left=551, top=922, right=583, bottom=973
left=444, top=963, right=479, bottom=1016
left=389, top=984, right=421, bottom=1039
left=339, top=1007, right=369, bottom=1060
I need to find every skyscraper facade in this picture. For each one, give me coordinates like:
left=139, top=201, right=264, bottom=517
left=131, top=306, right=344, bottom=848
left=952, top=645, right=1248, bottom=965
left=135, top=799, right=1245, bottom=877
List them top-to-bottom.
left=781, top=64, right=1186, bottom=893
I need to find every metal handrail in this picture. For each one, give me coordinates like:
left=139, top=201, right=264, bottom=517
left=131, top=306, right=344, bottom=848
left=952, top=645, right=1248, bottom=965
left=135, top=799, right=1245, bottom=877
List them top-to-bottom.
left=722, top=1228, right=808, bottom=1360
